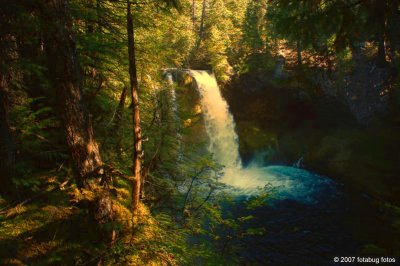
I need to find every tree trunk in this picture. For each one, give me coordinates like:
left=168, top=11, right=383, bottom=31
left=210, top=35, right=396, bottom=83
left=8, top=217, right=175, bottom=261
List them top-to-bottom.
left=41, top=0, right=102, bottom=186
left=127, top=0, right=143, bottom=214
left=192, top=0, right=196, bottom=30
left=199, top=0, right=206, bottom=40
left=375, top=0, right=388, bottom=67
left=389, top=0, right=400, bottom=64
left=0, top=5, right=16, bottom=196
left=377, top=34, right=387, bottom=66
left=296, top=40, right=303, bottom=68
left=0, top=74, right=15, bottom=196
left=114, top=85, right=128, bottom=155
left=114, top=85, right=128, bottom=130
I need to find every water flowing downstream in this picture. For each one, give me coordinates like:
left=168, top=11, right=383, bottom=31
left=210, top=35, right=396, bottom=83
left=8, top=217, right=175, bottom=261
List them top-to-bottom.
left=189, top=70, right=336, bottom=203
left=189, top=70, right=241, bottom=169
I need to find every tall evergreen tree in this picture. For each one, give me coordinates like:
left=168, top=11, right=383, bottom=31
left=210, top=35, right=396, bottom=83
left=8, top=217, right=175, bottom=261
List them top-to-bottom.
left=40, top=0, right=103, bottom=185
left=126, top=0, right=143, bottom=214
left=242, top=0, right=266, bottom=53
left=0, top=2, right=17, bottom=195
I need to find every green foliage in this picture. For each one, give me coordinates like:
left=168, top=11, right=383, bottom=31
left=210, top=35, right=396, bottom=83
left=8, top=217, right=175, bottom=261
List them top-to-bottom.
left=3, top=0, right=399, bottom=264
left=189, top=0, right=247, bottom=82
left=242, top=0, right=266, bottom=53
left=8, top=97, right=66, bottom=191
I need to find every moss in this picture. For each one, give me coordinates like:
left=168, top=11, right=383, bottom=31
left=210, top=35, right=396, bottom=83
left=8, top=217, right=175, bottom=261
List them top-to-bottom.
left=0, top=173, right=104, bottom=264
left=113, top=200, right=133, bottom=231
left=107, top=203, right=183, bottom=265
left=3, top=204, right=29, bottom=219
left=0, top=211, right=42, bottom=239
left=1, top=258, right=25, bottom=266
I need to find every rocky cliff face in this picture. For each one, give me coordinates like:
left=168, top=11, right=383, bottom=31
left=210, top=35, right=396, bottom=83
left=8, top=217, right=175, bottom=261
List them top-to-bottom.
left=312, top=53, right=392, bottom=126
left=223, top=68, right=400, bottom=204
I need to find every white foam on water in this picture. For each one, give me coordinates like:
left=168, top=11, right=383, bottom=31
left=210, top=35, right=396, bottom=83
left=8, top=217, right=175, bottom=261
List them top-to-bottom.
left=187, top=70, right=335, bottom=203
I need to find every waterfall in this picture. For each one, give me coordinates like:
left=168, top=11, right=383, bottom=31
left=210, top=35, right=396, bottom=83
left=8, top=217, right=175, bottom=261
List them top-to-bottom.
left=165, top=69, right=336, bottom=202
left=189, top=70, right=241, bottom=169
left=189, top=70, right=267, bottom=189
left=189, top=71, right=261, bottom=189
left=164, top=72, right=182, bottom=162
left=166, top=73, right=179, bottom=122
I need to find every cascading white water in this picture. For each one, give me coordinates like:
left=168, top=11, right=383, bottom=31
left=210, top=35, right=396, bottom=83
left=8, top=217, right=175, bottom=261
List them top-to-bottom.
left=188, top=70, right=336, bottom=202
left=189, top=70, right=241, bottom=169
left=190, top=70, right=271, bottom=189
left=164, top=72, right=183, bottom=162
left=166, top=73, right=179, bottom=120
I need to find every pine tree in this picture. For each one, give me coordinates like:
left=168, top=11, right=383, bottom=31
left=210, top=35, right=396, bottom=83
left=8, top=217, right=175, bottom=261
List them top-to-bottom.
left=40, top=0, right=103, bottom=185
left=242, top=0, right=266, bottom=54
